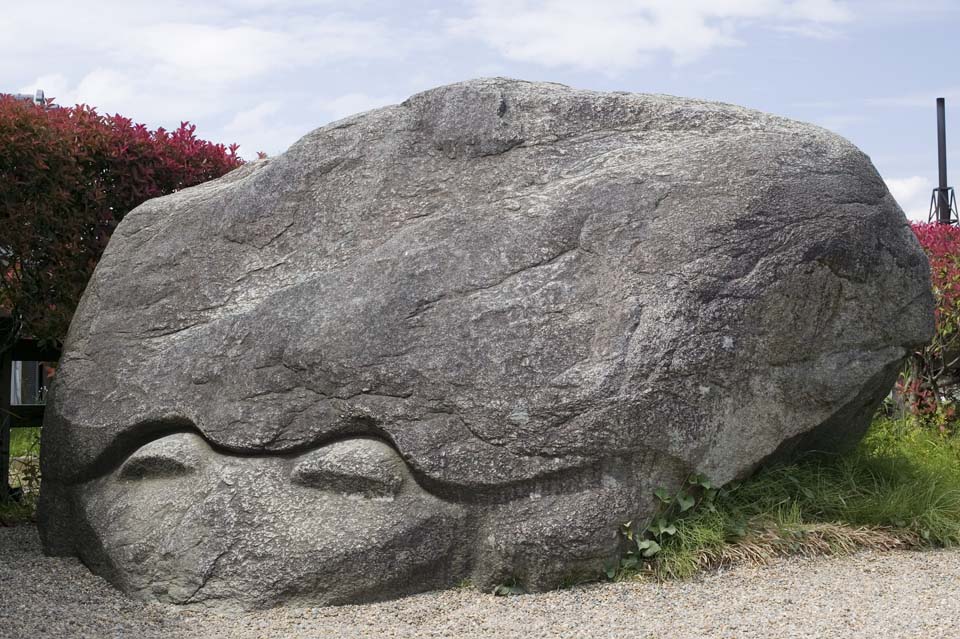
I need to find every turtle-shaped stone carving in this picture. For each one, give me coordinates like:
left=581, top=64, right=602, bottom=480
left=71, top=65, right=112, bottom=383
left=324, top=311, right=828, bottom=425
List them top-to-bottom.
left=38, top=78, right=932, bottom=609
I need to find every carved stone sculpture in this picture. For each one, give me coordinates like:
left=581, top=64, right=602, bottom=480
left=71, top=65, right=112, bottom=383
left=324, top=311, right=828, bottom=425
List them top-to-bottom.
left=38, top=78, right=933, bottom=609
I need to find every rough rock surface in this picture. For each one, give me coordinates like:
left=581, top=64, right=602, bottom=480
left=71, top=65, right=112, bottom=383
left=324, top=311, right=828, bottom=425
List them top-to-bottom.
left=38, top=78, right=933, bottom=609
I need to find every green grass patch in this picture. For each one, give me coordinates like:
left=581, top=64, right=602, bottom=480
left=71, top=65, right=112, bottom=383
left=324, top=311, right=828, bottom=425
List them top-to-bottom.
left=619, top=414, right=960, bottom=581
left=9, top=427, right=41, bottom=458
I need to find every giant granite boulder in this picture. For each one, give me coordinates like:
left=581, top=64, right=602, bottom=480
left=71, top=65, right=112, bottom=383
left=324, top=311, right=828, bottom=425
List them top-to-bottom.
left=39, top=78, right=933, bottom=609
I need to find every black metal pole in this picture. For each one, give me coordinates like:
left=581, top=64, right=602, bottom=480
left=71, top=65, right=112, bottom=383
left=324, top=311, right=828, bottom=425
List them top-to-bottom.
left=937, top=98, right=951, bottom=224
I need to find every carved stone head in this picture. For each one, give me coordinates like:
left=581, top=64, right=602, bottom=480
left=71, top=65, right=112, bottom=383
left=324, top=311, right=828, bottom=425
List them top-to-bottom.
left=39, top=78, right=932, bottom=609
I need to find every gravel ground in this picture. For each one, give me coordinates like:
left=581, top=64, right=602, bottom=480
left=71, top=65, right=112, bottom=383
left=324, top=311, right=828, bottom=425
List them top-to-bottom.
left=2, top=524, right=959, bottom=639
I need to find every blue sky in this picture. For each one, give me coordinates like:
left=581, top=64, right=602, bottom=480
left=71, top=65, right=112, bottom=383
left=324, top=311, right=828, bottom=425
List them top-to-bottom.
left=3, top=0, right=959, bottom=219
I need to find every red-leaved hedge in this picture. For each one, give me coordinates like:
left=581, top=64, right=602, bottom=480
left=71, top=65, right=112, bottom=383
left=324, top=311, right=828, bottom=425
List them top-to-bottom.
left=0, top=96, right=243, bottom=347
left=900, top=222, right=960, bottom=422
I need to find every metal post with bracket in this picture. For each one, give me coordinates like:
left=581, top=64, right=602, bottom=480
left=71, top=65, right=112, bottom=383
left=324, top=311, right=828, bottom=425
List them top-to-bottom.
left=930, top=97, right=959, bottom=225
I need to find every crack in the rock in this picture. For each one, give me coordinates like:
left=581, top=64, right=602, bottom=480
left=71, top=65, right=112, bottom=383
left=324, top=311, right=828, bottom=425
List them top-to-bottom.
left=142, top=321, right=208, bottom=339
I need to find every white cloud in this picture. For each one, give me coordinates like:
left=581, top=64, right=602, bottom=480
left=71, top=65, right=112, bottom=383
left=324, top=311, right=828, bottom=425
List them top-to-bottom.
left=449, top=0, right=852, bottom=72
left=1, top=1, right=415, bottom=160
left=2, top=2, right=402, bottom=131
left=133, top=17, right=396, bottom=86
left=132, top=24, right=292, bottom=84
left=18, top=68, right=227, bottom=122
left=71, top=69, right=136, bottom=109
left=17, top=74, right=70, bottom=105
left=219, top=93, right=402, bottom=159
left=313, top=93, right=400, bottom=122
left=223, top=101, right=312, bottom=160
left=225, top=101, right=284, bottom=132
left=886, top=176, right=932, bottom=221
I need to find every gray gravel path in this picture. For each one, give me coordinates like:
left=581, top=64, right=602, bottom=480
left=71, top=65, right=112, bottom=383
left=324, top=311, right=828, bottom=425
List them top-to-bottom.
left=2, top=524, right=959, bottom=639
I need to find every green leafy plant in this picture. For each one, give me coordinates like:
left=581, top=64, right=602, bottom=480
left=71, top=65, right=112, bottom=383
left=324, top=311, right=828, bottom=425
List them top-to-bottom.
left=613, top=473, right=723, bottom=577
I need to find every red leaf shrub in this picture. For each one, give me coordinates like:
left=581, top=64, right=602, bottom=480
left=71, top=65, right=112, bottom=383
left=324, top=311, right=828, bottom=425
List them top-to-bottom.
left=0, top=96, right=243, bottom=346
left=899, top=222, right=960, bottom=424
left=911, top=222, right=960, bottom=328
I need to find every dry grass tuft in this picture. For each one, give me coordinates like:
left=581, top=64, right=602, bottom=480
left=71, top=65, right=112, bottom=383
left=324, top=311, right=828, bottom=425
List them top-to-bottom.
left=693, top=523, right=916, bottom=572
